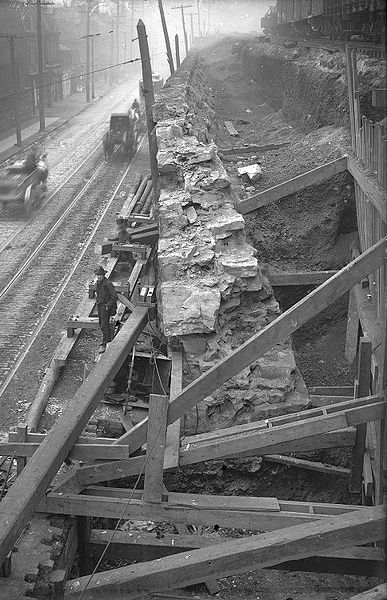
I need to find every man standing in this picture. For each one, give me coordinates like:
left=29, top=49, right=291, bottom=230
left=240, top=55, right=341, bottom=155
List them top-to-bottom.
left=94, top=266, right=118, bottom=353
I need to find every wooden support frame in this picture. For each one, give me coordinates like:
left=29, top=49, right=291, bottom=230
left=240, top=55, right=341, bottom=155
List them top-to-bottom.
left=237, top=156, right=348, bottom=214
left=114, top=239, right=386, bottom=455
left=267, top=270, right=337, bottom=286
left=345, top=287, right=360, bottom=363
left=0, top=307, right=149, bottom=567
left=350, top=338, right=372, bottom=493
left=164, top=351, right=182, bottom=470
left=143, top=395, right=168, bottom=504
left=71, top=428, right=356, bottom=488
left=39, top=490, right=369, bottom=531
left=63, top=505, right=385, bottom=598
left=88, top=528, right=385, bottom=577
left=348, top=583, right=387, bottom=600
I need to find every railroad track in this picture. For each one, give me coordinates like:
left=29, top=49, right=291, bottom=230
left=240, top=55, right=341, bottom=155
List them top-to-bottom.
left=269, top=37, right=386, bottom=58
left=0, top=87, right=136, bottom=257
left=0, top=137, right=147, bottom=408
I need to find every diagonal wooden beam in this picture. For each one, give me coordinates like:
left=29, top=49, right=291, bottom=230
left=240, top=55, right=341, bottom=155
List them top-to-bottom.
left=237, top=156, right=348, bottom=214
left=114, top=238, right=386, bottom=453
left=0, top=307, right=149, bottom=567
left=74, top=428, right=356, bottom=487
left=63, top=505, right=385, bottom=598
left=347, top=583, right=387, bottom=600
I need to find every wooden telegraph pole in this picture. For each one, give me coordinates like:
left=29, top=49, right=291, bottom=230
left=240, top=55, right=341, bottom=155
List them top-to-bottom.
left=37, top=0, right=46, bottom=130
left=158, top=0, right=174, bottom=75
left=196, top=0, right=201, bottom=37
left=172, top=4, right=192, bottom=57
left=85, top=6, right=91, bottom=102
left=137, top=19, right=159, bottom=198
left=175, top=33, right=180, bottom=68
left=1, top=34, right=22, bottom=146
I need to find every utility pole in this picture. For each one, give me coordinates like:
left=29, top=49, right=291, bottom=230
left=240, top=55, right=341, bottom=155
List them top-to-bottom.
left=37, top=0, right=45, bottom=131
left=116, top=0, right=120, bottom=84
left=130, top=0, right=134, bottom=60
left=158, top=0, right=174, bottom=75
left=196, top=0, right=201, bottom=37
left=207, top=0, right=211, bottom=35
left=172, top=4, right=191, bottom=57
left=85, top=5, right=90, bottom=102
left=190, top=12, right=194, bottom=45
left=137, top=19, right=159, bottom=198
left=109, top=25, right=114, bottom=87
left=91, top=32, right=101, bottom=99
left=175, top=33, right=180, bottom=68
left=1, top=34, right=22, bottom=146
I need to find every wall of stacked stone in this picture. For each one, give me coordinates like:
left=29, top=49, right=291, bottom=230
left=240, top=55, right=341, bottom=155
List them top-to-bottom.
left=153, top=54, right=309, bottom=435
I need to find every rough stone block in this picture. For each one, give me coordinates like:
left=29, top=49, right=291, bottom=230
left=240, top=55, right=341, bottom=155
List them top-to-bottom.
left=184, top=155, right=231, bottom=192
left=207, top=208, right=245, bottom=239
left=160, top=281, right=221, bottom=336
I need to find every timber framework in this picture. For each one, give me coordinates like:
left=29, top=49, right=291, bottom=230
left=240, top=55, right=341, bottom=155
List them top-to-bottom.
left=0, top=44, right=386, bottom=600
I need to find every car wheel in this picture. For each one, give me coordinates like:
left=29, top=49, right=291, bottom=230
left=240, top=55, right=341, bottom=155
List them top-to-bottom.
left=24, top=184, right=37, bottom=218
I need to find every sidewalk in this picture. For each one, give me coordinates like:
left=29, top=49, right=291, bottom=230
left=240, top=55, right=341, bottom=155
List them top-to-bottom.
left=0, top=86, right=110, bottom=163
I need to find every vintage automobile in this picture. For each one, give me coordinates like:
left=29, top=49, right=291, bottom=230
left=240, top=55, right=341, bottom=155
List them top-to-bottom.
left=102, top=113, right=138, bottom=161
left=0, top=154, right=48, bottom=218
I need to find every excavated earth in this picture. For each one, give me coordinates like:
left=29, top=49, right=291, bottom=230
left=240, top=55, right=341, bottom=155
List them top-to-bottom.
left=136, top=37, right=383, bottom=598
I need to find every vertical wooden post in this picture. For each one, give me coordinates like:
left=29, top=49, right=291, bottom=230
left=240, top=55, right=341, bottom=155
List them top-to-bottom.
left=36, top=0, right=45, bottom=130
left=158, top=0, right=175, bottom=75
left=196, top=0, right=201, bottom=36
left=181, top=6, right=189, bottom=55
left=190, top=12, right=194, bottom=45
left=137, top=19, right=159, bottom=200
left=109, top=21, right=114, bottom=86
left=175, top=34, right=180, bottom=68
left=8, top=36, right=22, bottom=147
left=345, top=44, right=355, bottom=152
left=345, top=288, right=359, bottom=363
left=350, top=337, right=372, bottom=493
left=164, top=351, right=182, bottom=469
left=143, top=394, right=168, bottom=504
left=15, top=423, right=28, bottom=475
left=77, top=516, right=91, bottom=576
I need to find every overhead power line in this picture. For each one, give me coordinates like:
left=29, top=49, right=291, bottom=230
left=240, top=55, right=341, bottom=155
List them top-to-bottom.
left=0, top=57, right=141, bottom=103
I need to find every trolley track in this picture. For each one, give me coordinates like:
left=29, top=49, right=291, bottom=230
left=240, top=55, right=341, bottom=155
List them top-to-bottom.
left=0, top=137, right=147, bottom=412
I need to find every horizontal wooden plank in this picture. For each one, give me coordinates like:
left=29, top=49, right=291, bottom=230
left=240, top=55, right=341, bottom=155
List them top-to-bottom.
left=224, top=120, right=239, bottom=136
left=347, top=155, right=387, bottom=222
left=237, top=156, right=348, bottom=214
left=114, top=239, right=386, bottom=455
left=267, top=270, right=337, bottom=286
left=67, top=316, right=116, bottom=329
left=309, top=386, right=354, bottom=396
left=309, top=395, right=353, bottom=406
left=8, top=432, right=118, bottom=445
left=0, top=442, right=130, bottom=462
left=264, top=454, right=350, bottom=477
left=83, top=487, right=279, bottom=512
left=39, top=493, right=365, bottom=532
left=63, top=505, right=385, bottom=599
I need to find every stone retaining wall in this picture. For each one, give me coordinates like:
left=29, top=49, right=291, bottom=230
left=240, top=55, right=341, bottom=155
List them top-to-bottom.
left=153, top=55, right=309, bottom=435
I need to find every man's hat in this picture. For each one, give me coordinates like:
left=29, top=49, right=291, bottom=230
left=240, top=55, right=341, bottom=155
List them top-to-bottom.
left=94, top=266, right=106, bottom=275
